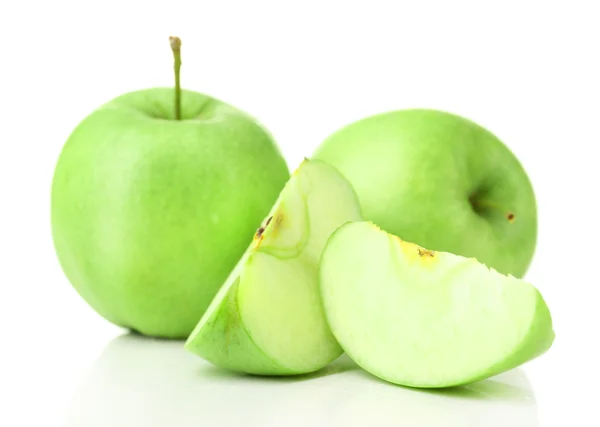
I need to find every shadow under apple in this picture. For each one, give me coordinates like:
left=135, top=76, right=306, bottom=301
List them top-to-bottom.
left=64, top=334, right=540, bottom=427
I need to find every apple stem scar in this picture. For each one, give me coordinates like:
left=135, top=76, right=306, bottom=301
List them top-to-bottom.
left=169, top=36, right=182, bottom=120
left=469, top=195, right=515, bottom=223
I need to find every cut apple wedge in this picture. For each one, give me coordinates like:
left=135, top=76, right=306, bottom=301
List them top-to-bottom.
left=185, top=159, right=362, bottom=375
left=319, top=221, right=555, bottom=388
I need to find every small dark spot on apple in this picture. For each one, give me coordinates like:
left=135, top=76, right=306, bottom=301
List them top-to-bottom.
left=507, top=213, right=515, bottom=222
left=255, top=216, right=273, bottom=239
left=256, top=227, right=265, bottom=238
left=417, top=248, right=435, bottom=258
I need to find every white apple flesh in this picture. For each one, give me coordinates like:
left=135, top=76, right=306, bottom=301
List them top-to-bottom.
left=185, top=159, right=362, bottom=375
left=319, top=221, right=554, bottom=388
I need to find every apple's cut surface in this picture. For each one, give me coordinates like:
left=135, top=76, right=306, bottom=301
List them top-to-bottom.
left=185, top=159, right=362, bottom=375
left=319, top=221, right=554, bottom=388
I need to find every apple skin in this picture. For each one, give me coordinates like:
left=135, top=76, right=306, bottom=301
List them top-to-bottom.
left=51, top=88, right=289, bottom=339
left=314, top=109, right=536, bottom=277
left=190, top=277, right=287, bottom=374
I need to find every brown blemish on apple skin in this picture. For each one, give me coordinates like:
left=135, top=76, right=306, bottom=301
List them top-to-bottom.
left=507, top=213, right=515, bottom=223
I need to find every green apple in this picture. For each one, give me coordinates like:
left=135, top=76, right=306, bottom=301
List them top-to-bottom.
left=51, top=37, right=289, bottom=338
left=314, top=110, right=536, bottom=277
left=185, top=159, right=362, bottom=375
left=320, top=221, right=554, bottom=388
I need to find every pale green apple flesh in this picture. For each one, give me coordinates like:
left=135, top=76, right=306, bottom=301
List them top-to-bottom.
left=185, top=159, right=362, bottom=375
left=320, top=221, right=554, bottom=388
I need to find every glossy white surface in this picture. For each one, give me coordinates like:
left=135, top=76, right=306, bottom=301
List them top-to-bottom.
left=1, top=1, right=599, bottom=426
left=66, top=334, right=540, bottom=427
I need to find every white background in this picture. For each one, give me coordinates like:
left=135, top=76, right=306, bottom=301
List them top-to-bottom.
left=1, top=1, right=599, bottom=426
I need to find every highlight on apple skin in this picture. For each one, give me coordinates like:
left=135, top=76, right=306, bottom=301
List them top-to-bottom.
left=51, top=37, right=290, bottom=339
left=314, top=109, right=537, bottom=278
left=184, top=159, right=362, bottom=375
left=319, top=221, right=554, bottom=388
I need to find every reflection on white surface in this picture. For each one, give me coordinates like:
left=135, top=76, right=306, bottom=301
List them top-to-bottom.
left=65, top=334, right=539, bottom=427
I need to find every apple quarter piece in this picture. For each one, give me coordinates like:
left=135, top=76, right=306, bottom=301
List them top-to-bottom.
left=185, top=159, right=362, bottom=375
left=319, top=221, right=554, bottom=388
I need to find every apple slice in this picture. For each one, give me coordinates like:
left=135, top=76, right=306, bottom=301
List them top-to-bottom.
left=185, top=159, right=362, bottom=375
left=319, top=221, right=555, bottom=388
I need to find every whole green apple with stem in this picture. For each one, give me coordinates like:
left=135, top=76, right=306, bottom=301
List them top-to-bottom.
left=51, top=37, right=289, bottom=338
left=314, top=110, right=536, bottom=277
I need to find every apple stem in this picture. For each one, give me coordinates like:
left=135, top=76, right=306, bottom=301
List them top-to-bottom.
left=169, top=36, right=182, bottom=120
left=471, top=198, right=515, bottom=223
